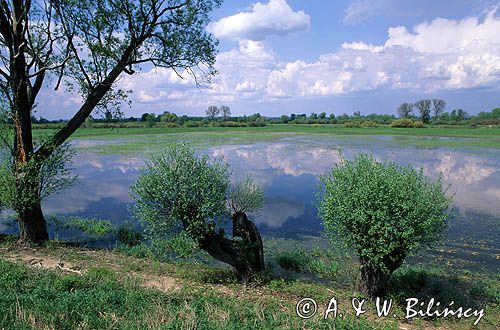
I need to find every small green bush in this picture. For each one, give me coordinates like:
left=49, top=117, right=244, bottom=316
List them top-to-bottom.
left=390, top=118, right=415, bottom=128
left=360, top=120, right=378, bottom=128
left=184, top=121, right=202, bottom=127
left=219, top=121, right=244, bottom=127
left=343, top=121, right=361, bottom=128
left=413, top=121, right=425, bottom=128
left=318, top=153, right=453, bottom=297
left=116, top=224, right=143, bottom=247
left=276, top=250, right=308, bottom=272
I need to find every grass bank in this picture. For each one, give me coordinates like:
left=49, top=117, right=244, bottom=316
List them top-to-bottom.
left=0, top=238, right=498, bottom=329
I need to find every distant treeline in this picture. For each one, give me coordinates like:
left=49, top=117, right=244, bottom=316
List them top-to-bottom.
left=28, top=102, right=500, bottom=129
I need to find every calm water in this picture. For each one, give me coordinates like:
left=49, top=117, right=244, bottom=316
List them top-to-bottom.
left=1, top=135, right=499, bottom=271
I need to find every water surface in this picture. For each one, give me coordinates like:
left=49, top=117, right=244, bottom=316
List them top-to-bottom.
left=1, top=135, right=499, bottom=272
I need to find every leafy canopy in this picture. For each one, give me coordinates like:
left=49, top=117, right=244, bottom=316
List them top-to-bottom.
left=0, top=143, right=77, bottom=213
left=131, top=143, right=229, bottom=241
left=318, top=153, right=453, bottom=271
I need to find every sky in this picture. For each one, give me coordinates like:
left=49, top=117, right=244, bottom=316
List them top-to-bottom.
left=40, top=0, right=500, bottom=119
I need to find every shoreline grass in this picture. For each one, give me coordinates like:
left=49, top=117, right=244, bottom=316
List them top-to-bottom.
left=32, top=125, right=500, bottom=154
left=0, top=238, right=498, bottom=329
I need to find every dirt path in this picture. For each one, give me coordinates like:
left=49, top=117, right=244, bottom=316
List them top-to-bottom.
left=0, top=246, right=180, bottom=293
left=0, top=246, right=457, bottom=330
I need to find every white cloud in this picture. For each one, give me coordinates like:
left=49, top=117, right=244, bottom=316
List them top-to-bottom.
left=208, top=0, right=310, bottom=40
left=112, top=9, right=500, bottom=116
left=266, top=9, right=500, bottom=97
left=384, top=11, right=500, bottom=53
left=342, top=42, right=384, bottom=53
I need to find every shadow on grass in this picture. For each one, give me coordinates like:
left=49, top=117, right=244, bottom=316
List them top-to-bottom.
left=387, top=267, right=498, bottom=310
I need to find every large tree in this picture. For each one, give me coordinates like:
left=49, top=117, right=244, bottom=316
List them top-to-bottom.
left=0, top=0, right=221, bottom=244
left=414, top=99, right=432, bottom=124
left=432, top=99, right=446, bottom=119
left=397, top=103, right=413, bottom=119
left=206, top=105, right=219, bottom=120
left=220, top=105, right=231, bottom=121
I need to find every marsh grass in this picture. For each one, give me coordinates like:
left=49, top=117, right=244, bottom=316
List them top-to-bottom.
left=31, top=125, right=500, bottom=154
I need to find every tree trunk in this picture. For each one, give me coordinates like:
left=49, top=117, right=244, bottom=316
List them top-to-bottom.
left=18, top=202, right=49, bottom=245
left=232, top=211, right=265, bottom=273
left=198, top=212, right=264, bottom=283
left=357, top=261, right=391, bottom=299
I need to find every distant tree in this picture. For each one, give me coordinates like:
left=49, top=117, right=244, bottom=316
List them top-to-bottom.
left=414, top=99, right=432, bottom=124
left=432, top=99, right=446, bottom=119
left=397, top=103, right=414, bottom=118
left=206, top=105, right=219, bottom=121
left=220, top=105, right=231, bottom=121
left=450, top=109, right=469, bottom=122
left=104, top=111, right=113, bottom=122
left=160, top=111, right=178, bottom=123
left=353, top=111, right=362, bottom=118
left=309, top=112, right=318, bottom=120
left=319, top=112, right=327, bottom=120
left=141, top=113, right=150, bottom=122
left=145, top=113, right=156, bottom=128
left=248, top=113, right=262, bottom=122
left=329, top=113, right=335, bottom=121
left=337, top=113, right=350, bottom=123
left=290, top=114, right=296, bottom=121
left=280, top=115, right=290, bottom=123
left=84, top=117, right=94, bottom=129
left=132, top=144, right=265, bottom=282
left=318, top=153, right=452, bottom=298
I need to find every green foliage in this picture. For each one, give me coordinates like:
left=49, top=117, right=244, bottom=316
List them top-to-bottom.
left=160, top=111, right=178, bottom=123
left=84, top=117, right=94, bottom=128
left=390, top=118, right=415, bottom=128
left=360, top=120, right=378, bottom=128
left=413, top=120, right=425, bottom=128
left=343, top=121, right=361, bottom=128
left=344, top=121, right=379, bottom=128
left=0, top=143, right=77, bottom=213
left=131, top=143, right=230, bottom=245
left=318, top=153, right=453, bottom=274
left=228, top=175, right=264, bottom=214
left=64, top=217, right=114, bottom=238
left=115, top=224, right=143, bottom=247
left=159, top=232, right=199, bottom=259
left=276, top=250, right=309, bottom=272
left=307, top=258, right=339, bottom=278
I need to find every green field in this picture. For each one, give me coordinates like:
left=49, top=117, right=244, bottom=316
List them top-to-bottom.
left=32, top=125, right=500, bottom=153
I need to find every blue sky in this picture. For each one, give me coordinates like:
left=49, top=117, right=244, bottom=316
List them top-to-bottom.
left=40, top=0, right=500, bottom=119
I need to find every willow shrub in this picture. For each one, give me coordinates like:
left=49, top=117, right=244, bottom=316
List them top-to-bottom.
left=131, top=143, right=265, bottom=280
left=318, top=153, right=453, bottom=298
